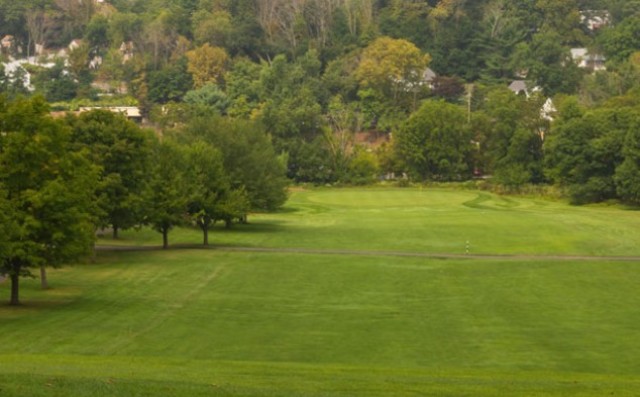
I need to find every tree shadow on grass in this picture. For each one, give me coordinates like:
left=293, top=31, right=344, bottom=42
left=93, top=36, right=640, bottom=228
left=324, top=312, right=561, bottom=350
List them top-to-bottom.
left=210, top=220, right=287, bottom=234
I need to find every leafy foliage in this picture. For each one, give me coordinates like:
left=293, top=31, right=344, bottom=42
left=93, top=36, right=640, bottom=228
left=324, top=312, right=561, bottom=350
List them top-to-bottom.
left=0, top=96, right=97, bottom=304
left=396, top=100, right=473, bottom=181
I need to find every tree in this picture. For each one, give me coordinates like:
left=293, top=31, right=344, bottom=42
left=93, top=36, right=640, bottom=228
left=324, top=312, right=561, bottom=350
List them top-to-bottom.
left=55, top=0, right=95, bottom=42
left=378, top=0, right=431, bottom=49
left=535, top=0, right=585, bottom=45
left=0, top=1, right=28, bottom=49
left=479, top=1, right=528, bottom=84
left=25, top=2, right=57, bottom=57
left=192, top=9, right=232, bottom=46
left=144, top=10, right=179, bottom=68
left=107, top=12, right=142, bottom=48
left=84, top=14, right=109, bottom=52
left=598, top=17, right=640, bottom=65
left=512, top=31, right=584, bottom=95
left=355, top=36, right=431, bottom=102
left=67, top=41, right=91, bottom=82
left=186, top=43, right=229, bottom=89
left=256, top=52, right=325, bottom=146
left=147, top=57, right=193, bottom=104
left=225, top=58, right=262, bottom=118
left=32, top=59, right=79, bottom=102
left=0, top=65, right=30, bottom=99
left=183, top=83, right=230, bottom=114
left=476, top=87, right=546, bottom=187
left=324, top=95, right=360, bottom=180
left=0, top=96, right=97, bottom=305
left=545, top=98, right=626, bottom=203
left=395, top=100, right=473, bottom=181
left=66, top=109, right=151, bottom=238
left=615, top=113, right=640, bottom=204
left=182, top=115, right=289, bottom=213
left=615, top=130, right=640, bottom=205
left=144, top=139, right=188, bottom=249
left=185, top=141, right=228, bottom=245
left=345, top=147, right=379, bottom=185
left=30, top=164, right=97, bottom=289
left=215, top=187, right=251, bottom=228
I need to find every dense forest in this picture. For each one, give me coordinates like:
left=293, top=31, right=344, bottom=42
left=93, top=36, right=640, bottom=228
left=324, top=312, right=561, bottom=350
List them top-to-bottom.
left=2, top=0, right=640, bottom=205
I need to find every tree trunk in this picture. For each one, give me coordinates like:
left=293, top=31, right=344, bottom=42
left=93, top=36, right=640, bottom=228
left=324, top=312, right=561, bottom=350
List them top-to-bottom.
left=201, top=218, right=211, bottom=246
left=225, top=218, right=232, bottom=229
left=113, top=224, right=119, bottom=239
left=162, top=228, right=168, bottom=249
left=40, top=265, right=49, bottom=289
left=10, top=271, right=20, bottom=306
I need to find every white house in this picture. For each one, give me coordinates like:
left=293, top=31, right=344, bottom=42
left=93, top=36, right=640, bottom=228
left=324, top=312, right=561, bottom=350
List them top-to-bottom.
left=580, top=10, right=610, bottom=31
left=571, top=48, right=606, bottom=72
left=541, top=98, right=557, bottom=122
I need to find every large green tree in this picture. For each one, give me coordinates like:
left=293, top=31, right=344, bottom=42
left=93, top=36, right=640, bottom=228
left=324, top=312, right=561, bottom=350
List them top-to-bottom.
left=356, top=36, right=431, bottom=102
left=476, top=87, right=546, bottom=187
left=0, top=96, right=97, bottom=305
left=545, top=98, right=627, bottom=203
left=396, top=100, right=473, bottom=181
left=67, top=109, right=151, bottom=238
left=181, top=115, right=289, bottom=213
left=615, top=123, right=640, bottom=205
left=143, top=139, right=188, bottom=249
left=184, top=141, right=229, bottom=245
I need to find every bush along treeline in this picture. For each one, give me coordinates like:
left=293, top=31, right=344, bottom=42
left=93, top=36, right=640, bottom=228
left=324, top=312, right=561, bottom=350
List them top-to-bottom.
left=0, top=96, right=288, bottom=306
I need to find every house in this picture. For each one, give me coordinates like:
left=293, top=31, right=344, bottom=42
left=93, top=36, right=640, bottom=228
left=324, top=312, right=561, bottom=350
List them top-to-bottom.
left=581, top=10, right=610, bottom=31
left=1, top=35, right=14, bottom=54
left=69, top=39, right=83, bottom=51
left=119, top=41, right=135, bottom=63
left=34, top=43, right=45, bottom=56
left=571, top=48, right=606, bottom=72
left=89, top=55, right=103, bottom=69
left=1, top=60, right=33, bottom=90
left=392, top=67, right=438, bottom=92
left=423, top=67, right=436, bottom=88
left=508, top=80, right=541, bottom=97
left=508, top=80, right=528, bottom=96
left=541, top=98, right=557, bottom=122
left=79, top=106, right=142, bottom=122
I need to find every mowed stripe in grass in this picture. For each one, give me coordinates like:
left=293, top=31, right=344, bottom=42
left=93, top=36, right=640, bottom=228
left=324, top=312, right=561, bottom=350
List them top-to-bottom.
left=1, top=249, right=640, bottom=396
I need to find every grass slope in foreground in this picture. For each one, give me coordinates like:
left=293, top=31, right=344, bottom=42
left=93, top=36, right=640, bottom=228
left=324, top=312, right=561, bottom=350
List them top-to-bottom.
left=2, top=188, right=640, bottom=396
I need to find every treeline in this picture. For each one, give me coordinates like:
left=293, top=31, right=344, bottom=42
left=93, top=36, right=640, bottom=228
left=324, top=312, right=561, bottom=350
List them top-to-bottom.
left=3, top=0, right=640, bottom=199
left=398, top=87, right=640, bottom=208
left=0, top=96, right=288, bottom=305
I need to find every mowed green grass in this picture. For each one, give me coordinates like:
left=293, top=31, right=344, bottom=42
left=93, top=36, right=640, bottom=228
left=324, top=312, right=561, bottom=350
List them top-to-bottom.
left=2, top=187, right=640, bottom=396
left=104, top=187, right=640, bottom=256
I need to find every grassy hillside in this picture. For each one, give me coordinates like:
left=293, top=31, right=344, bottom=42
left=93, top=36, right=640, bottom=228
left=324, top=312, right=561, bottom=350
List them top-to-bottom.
left=1, top=188, right=640, bottom=396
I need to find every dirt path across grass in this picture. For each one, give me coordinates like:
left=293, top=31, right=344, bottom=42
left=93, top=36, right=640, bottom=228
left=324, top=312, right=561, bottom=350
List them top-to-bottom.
left=95, top=244, right=640, bottom=262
